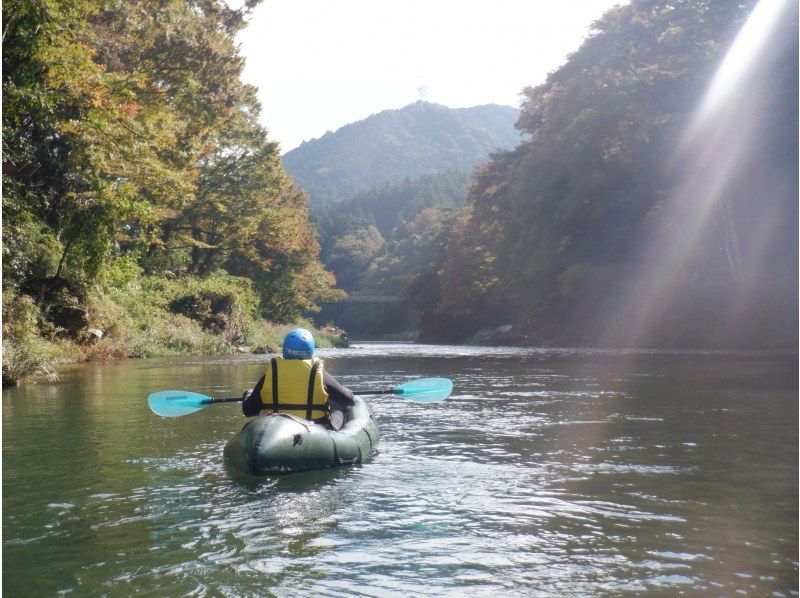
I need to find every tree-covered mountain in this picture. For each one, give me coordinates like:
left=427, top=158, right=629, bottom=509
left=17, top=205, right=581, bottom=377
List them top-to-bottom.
left=420, top=0, right=798, bottom=348
left=283, top=102, right=520, bottom=204
left=305, top=102, right=517, bottom=336
left=309, top=169, right=468, bottom=338
left=315, top=170, right=470, bottom=293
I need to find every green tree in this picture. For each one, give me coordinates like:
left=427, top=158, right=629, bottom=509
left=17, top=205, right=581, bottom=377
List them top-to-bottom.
left=3, top=0, right=339, bottom=336
left=3, top=0, right=190, bottom=286
left=435, top=0, right=797, bottom=347
left=325, top=226, right=386, bottom=292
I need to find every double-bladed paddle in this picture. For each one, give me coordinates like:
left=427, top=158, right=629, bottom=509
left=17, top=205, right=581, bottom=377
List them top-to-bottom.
left=148, top=377, right=453, bottom=417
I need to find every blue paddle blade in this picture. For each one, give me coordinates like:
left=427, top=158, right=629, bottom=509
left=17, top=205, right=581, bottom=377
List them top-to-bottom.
left=393, top=378, right=453, bottom=403
left=148, top=390, right=213, bottom=417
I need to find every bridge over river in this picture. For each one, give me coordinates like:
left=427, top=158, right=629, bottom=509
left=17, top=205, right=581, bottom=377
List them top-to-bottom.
left=320, top=295, right=401, bottom=305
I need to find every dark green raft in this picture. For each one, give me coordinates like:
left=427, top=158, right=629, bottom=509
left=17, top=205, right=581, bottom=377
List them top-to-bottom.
left=223, top=397, right=380, bottom=475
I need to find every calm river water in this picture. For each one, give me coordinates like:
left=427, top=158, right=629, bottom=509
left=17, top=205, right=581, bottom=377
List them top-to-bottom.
left=3, top=344, right=798, bottom=596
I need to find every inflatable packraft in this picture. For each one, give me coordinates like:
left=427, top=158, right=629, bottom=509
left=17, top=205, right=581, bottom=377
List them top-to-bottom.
left=223, top=397, right=379, bottom=475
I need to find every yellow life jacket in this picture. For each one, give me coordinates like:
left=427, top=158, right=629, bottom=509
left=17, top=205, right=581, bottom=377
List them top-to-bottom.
left=259, top=357, right=329, bottom=420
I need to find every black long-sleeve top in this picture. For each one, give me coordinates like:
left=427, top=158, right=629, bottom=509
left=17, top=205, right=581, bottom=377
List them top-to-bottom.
left=242, top=366, right=355, bottom=417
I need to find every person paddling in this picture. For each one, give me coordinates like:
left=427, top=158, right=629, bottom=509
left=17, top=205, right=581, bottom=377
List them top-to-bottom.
left=241, top=328, right=354, bottom=429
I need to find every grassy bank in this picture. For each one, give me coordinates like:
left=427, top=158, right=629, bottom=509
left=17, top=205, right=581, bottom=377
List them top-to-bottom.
left=2, top=273, right=348, bottom=387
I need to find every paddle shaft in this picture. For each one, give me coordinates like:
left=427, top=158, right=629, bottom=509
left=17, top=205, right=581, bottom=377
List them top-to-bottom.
left=211, top=389, right=393, bottom=403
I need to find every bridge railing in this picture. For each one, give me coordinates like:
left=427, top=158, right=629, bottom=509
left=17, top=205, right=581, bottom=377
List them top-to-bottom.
left=320, top=295, right=401, bottom=305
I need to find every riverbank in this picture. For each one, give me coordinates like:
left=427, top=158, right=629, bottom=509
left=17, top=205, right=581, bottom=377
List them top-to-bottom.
left=2, top=274, right=348, bottom=387
left=2, top=320, right=348, bottom=388
left=421, top=322, right=798, bottom=351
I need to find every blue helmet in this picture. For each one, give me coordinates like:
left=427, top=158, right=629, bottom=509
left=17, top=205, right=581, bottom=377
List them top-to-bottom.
left=282, top=328, right=315, bottom=359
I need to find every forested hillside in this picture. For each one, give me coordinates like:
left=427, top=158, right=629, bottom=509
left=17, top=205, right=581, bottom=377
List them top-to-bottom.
left=2, top=0, right=343, bottom=383
left=420, top=0, right=798, bottom=348
left=304, top=101, right=520, bottom=337
left=283, top=102, right=520, bottom=204
left=312, top=171, right=468, bottom=337
left=315, top=171, right=470, bottom=292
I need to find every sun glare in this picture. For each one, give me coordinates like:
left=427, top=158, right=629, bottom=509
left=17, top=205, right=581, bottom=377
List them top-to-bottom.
left=604, top=0, right=794, bottom=348
left=693, top=0, right=788, bottom=126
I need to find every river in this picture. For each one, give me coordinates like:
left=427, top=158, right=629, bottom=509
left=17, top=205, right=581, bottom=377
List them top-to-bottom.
left=3, top=344, right=797, bottom=596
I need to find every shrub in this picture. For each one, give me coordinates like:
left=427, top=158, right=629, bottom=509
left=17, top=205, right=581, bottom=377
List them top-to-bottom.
left=2, top=272, right=350, bottom=384
left=161, top=273, right=259, bottom=345
left=84, top=282, right=235, bottom=359
left=2, top=289, right=40, bottom=340
left=246, top=319, right=349, bottom=353
left=317, top=323, right=349, bottom=348
left=2, top=338, right=59, bottom=386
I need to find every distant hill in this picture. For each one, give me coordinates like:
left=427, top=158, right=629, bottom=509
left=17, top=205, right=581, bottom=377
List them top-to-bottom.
left=283, top=102, right=520, bottom=204
left=312, top=170, right=470, bottom=336
left=315, top=170, right=470, bottom=291
left=317, top=170, right=471, bottom=248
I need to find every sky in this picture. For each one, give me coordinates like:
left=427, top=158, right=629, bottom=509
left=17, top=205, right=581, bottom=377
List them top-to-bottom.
left=238, top=0, right=626, bottom=153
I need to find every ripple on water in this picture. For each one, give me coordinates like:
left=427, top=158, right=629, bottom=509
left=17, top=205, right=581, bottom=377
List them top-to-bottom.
left=3, top=344, right=797, bottom=596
